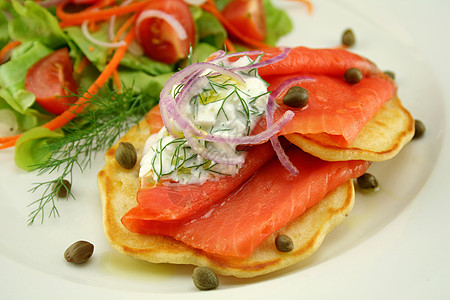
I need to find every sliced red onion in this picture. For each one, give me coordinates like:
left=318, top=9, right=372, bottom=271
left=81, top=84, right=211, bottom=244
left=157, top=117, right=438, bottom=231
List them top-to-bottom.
left=136, top=10, right=188, bottom=41
left=81, top=21, right=126, bottom=48
left=231, top=47, right=291, bottom=72
left=158, top=50, right=307, bottom=173
left=208, top=50, right=264, bottom=63
left=161, top=62, right=245, bottom=98
left=263, top=76, right=317, bottom=176
left=269, top=76, right=316, bottom=102
left=158, top=96, right=184, bottom=138
left=202, top=111, right=294, bottom=144
left=184, top=129, right=245, bottom=165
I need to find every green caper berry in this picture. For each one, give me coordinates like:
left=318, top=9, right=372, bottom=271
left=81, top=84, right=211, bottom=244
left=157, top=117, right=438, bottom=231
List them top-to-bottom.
left=341, top=28, right=355, bottom=47
left=344, top=68, right=363, bottom=84
left=384, top=70, right=396, bottom=80
left=282, top=86, right=309, bottom=108
left=413, top=119, right=426, bottom=139
left=115, top=142, right=137, bottom=169
left=357, top=173, right=380, bottom=192
left=53, top=179, right=71, bottom=198
left=275, top=234, right=294, bottom=252
left=64, top=241, right=94, bottom=264
left=192, top=267, right=219, bottom=291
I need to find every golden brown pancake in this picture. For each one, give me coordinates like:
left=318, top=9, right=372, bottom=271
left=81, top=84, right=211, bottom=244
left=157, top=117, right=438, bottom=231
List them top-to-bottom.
left=285, top=95, right=415, bottom=162
left=98, top=114, right=356, bottom=278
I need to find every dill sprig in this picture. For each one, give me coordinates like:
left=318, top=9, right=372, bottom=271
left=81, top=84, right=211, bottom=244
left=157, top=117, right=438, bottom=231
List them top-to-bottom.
left=27, top=85, right=155, bottom=225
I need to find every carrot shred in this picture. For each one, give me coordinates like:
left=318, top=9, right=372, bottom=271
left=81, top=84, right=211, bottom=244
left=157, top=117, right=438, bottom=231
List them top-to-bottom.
left=56, top=0, right=151, bottom=26
left=201, top=0, right=272, bottom=49
left=289, top=0, right=314, bottom=15
left=109, top=14, right=137, bottom=54
left=0, top=27, right=136, bottom=149
left=43, top=27, right=135, bottom=131
left=224, top=38, right=236, bottom=52
left=0, top=40, right=21, bottom=63
left=75, top=56, right=90, bottom=75
left=112, top=69, right=121, bottom=90
left=0, top=139, right=17, bottom=150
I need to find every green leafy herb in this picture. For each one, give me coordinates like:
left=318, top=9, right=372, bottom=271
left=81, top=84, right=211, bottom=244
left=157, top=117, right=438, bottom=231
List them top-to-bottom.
left=26, top=85, right=155, bottom=225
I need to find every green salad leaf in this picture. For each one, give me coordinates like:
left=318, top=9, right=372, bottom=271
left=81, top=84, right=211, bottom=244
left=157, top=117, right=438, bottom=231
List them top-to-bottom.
left=8, top=0, right=67, bottom=49
left=263, top=0, right=293, bottom=46
left=0, top=11, right=9, bottom=50
left=195, top=11, right=227, bottom=49
left=0, top=41, right=53, bottom=113
left=118, top=71, right=173, bottom=100
left=14, top=127, right=64, bottom=171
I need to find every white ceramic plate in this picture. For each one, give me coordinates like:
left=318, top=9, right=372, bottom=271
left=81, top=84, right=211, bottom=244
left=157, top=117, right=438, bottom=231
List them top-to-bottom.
left=1, top=0, right=449, bottom=299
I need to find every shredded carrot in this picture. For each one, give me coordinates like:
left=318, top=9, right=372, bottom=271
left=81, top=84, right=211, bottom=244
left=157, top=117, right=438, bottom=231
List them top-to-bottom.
left=57, top=0, right=152, bottom=26
left=201, top=0, right=272, bottom=49
left=289, top=0, right=314, bottom=14
left=109, top=14, right=137, bottom=54
left=88, top=20, right=100, bottom=32
left=0, top=27, right=136, bottom=149
left=43, top=27, right=135, bottom=131
left=224, top=38, right=236, bottom=52
left=0, top=40, right=21, bottom=63
left=75, top=56, right=90, bottom=75
left=112, top=69, right=121, bottom=90
left=0, top=135, right=20, bottom=144
left=0, top=138, right=18, bottom=150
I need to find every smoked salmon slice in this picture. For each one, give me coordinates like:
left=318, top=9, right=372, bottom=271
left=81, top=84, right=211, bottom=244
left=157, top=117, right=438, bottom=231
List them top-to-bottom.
left=258, top=46, right=382, bottom=77
left=267, top=74, right=396, bottom=146
left=135, top=105, right=275, bottom=221
left=132, top=142, right=274, bottom=221
left=122, top=147, right=369, bottom=258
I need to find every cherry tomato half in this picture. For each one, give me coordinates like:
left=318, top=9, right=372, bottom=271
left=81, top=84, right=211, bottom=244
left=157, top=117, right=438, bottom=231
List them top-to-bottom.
left=135, top=0, right=195, bottom=64
left=222, top=0, right=267, bottom=42
left=25, top=48, right=79, bottom=115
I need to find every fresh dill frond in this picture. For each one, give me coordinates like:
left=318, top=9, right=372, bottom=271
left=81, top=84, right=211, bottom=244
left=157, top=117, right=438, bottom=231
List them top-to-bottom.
left=27, top=85, right=155, bottom=225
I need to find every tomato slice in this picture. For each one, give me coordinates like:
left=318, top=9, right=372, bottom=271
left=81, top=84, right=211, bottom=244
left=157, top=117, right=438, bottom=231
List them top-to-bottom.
left=135, top=0, right=195, bottom=64
left=222, top=0, right=266, bottom=42
left=25, top=48, right=78, bottom=115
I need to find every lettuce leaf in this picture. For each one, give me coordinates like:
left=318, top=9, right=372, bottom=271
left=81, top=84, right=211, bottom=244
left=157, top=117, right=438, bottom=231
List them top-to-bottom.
left=8, top=0, right=67, bottom=49
left=263, top=0, right=293, bottom=46
left=0, top=10, right=9, bottom=50
left=195, top=11, right=227, bottom=49
left=65, top=24, right=174, bottom=76
left=64, top=25, right=110, bottom=71
left=0, top=41, right=53, bottom=113
left=120, top=52, right=174, bottom=76
left=118, top=71, right=173, bottom=100
left=14, top=127, right=63, bottom=171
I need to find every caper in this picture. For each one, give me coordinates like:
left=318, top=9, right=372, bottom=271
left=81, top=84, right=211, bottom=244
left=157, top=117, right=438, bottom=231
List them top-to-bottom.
left=341, top=28, right=355, bottom=47
left=344, top=68, right=363, bottom=84
left=384, top=70, right=396, bottom=80
left=282, top=86, right=309, bottom=108
left=413, top=119, right=426, bottom=139
left=115, top=142, right=137, bottom=169
left=357, top=173, right=380, bottom=192
left=53, top=179, right=71, bottom=198
left=275, top=234, right=294, bottom=252
left=64, top=241, right=94, bottom=264
left=192, top=266, right=219, bottom=290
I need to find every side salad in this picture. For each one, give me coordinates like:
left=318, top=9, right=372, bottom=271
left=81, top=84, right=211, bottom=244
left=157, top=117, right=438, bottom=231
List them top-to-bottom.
left=0, top=0, right=303, bottom=223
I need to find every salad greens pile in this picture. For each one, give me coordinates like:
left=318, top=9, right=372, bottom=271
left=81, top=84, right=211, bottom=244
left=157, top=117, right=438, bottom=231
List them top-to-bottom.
left=0, top=0, right=293, bottom=223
